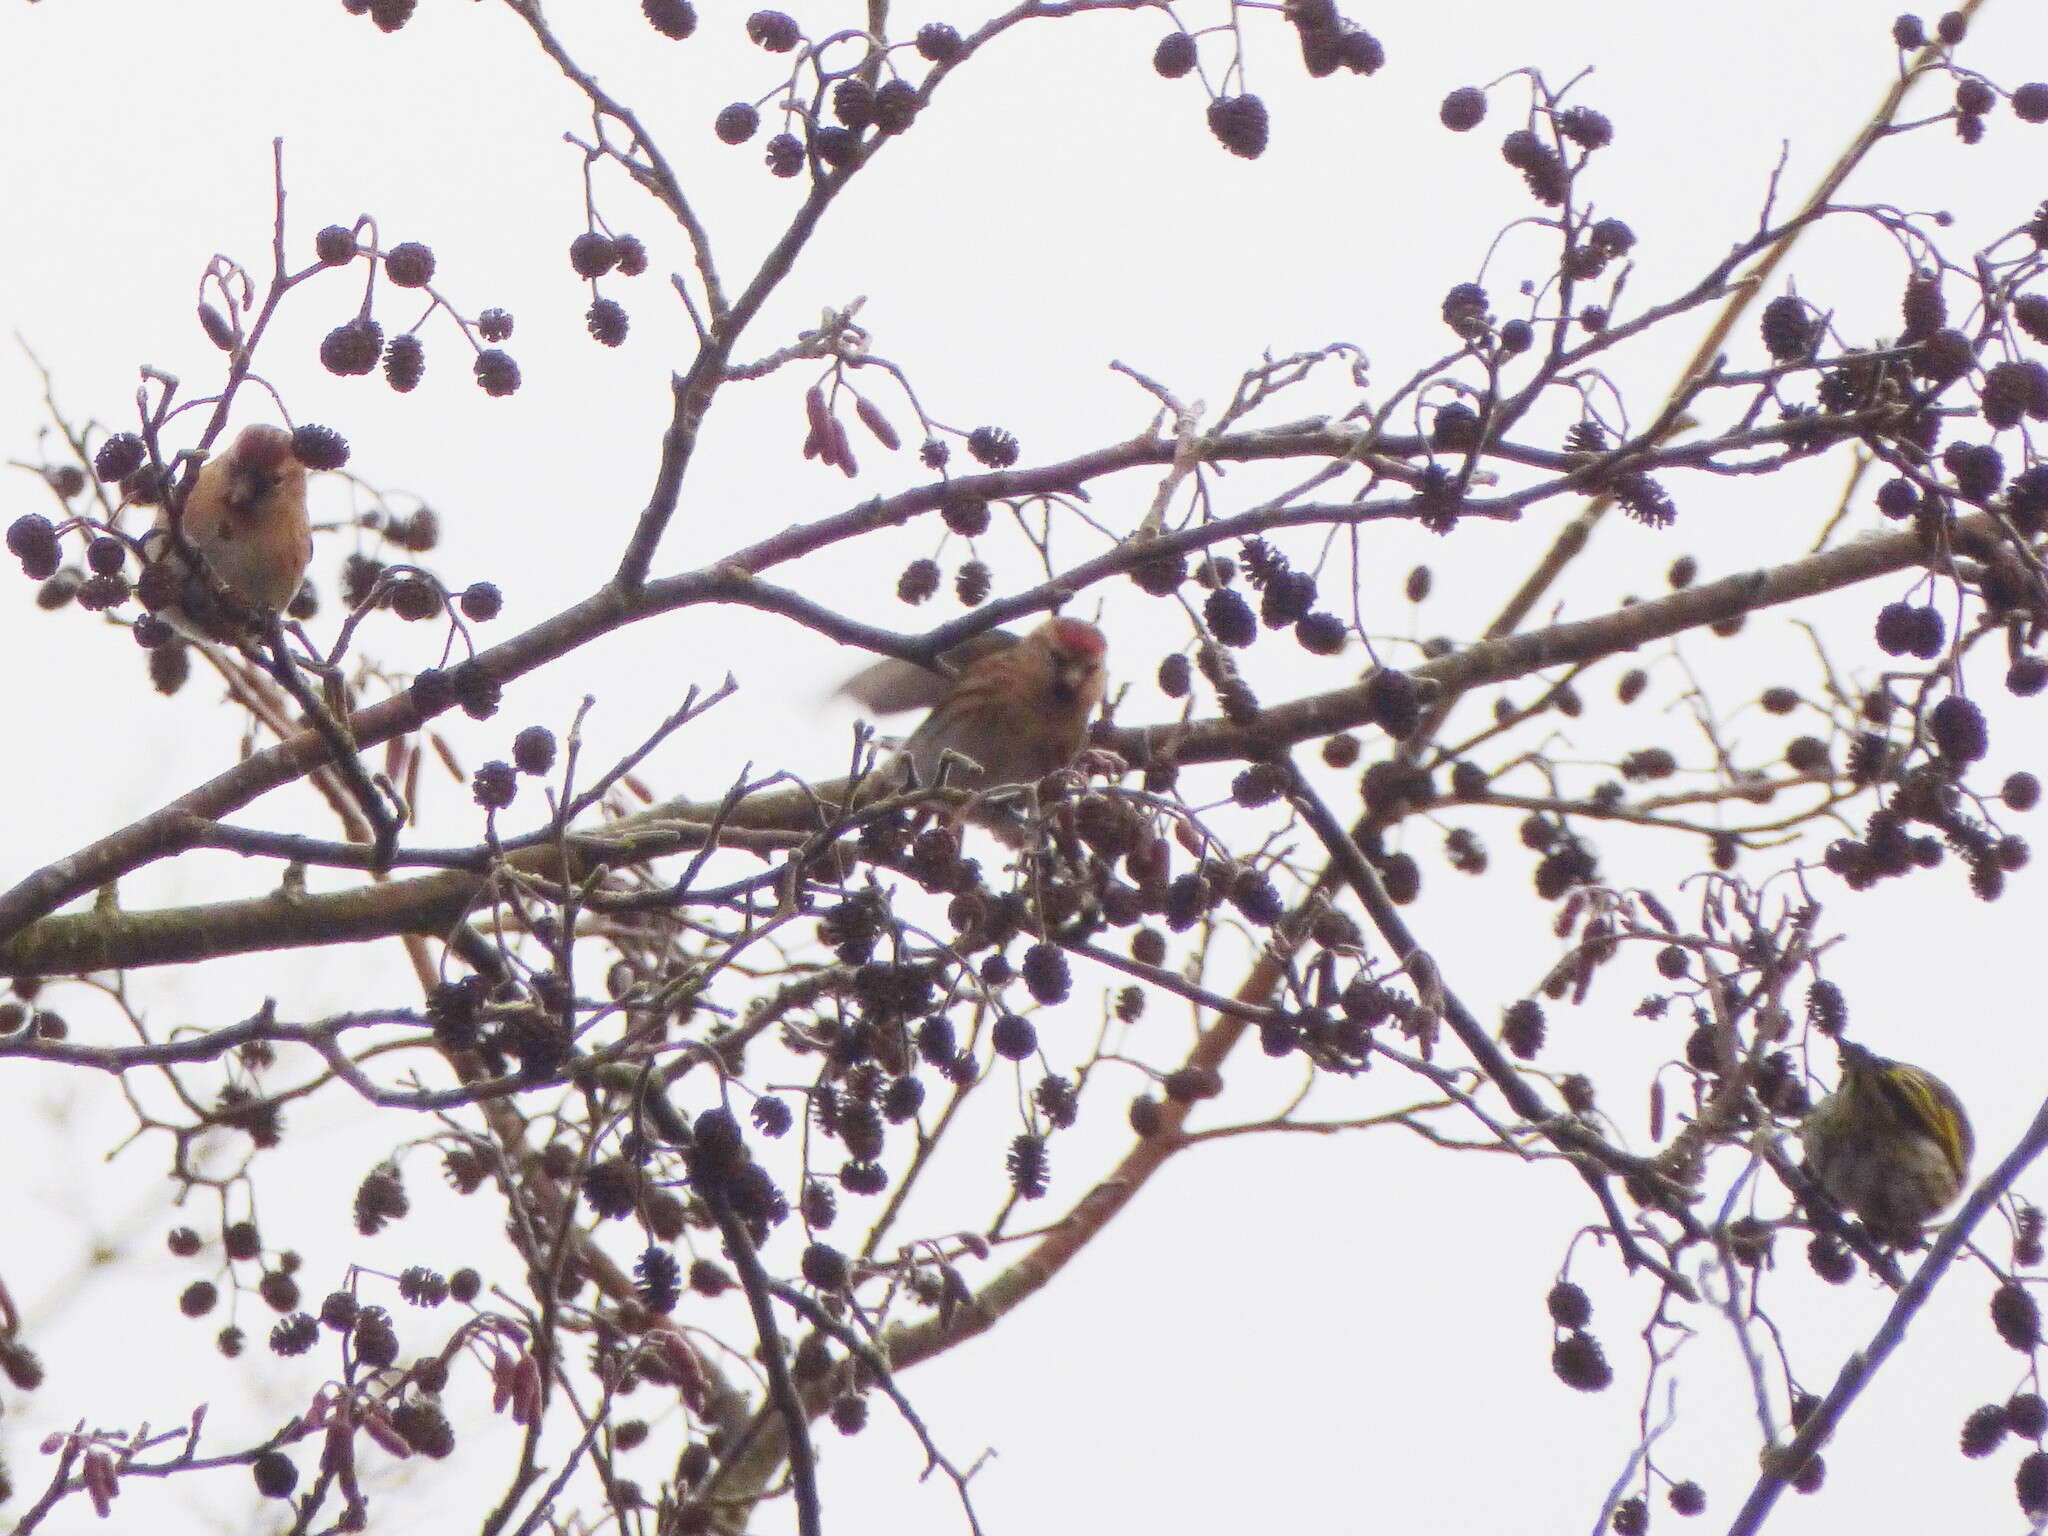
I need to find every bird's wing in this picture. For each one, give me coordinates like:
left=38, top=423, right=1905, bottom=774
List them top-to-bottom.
left=838, top=629, right=1019, bottom=715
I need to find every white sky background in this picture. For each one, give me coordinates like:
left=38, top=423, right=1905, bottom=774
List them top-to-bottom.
left=2, top=0, right=2047, bottom=1532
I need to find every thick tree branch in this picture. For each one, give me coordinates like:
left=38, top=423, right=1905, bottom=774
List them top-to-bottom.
left=0, top=503, right=1987, bottom=977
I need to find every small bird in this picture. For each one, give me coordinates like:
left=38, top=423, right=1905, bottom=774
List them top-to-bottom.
left=142, top=424, right=312, bottom=644
left=842, top=616, right=1108, bottom=794
left=1800, top=1040, right=1973, bottom=1247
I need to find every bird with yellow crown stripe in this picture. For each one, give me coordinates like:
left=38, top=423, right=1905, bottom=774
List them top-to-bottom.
left=1800, top=1041, right=1973, bottom=1248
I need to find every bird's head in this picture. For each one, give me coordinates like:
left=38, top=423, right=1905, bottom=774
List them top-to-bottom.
left=214, top=424, right=307, bottom=527
left=1037, top=616, right=1107, bottom=702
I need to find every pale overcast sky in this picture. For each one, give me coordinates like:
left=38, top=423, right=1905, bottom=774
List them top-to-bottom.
left=3, top=2, right=2047, bottom=1533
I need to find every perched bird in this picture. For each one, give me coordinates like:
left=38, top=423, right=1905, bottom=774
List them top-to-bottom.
left=141, top=424, right=312, bottom=644
left=842, top=616, right=1108, bottom=794
left=1800, top=1041, right=1973, bottom=1247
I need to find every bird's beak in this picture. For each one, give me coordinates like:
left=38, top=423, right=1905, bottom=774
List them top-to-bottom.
left=1054, top=655, right=1098, bottom=697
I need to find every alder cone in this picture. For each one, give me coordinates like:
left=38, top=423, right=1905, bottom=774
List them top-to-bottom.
left=1208, top=95, right=1270, bottom=158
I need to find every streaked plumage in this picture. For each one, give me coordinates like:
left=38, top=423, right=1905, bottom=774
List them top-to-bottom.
left=843, top=616, right=1108, bottom=793
left=1800, top=1041, right=1972, bottom=1247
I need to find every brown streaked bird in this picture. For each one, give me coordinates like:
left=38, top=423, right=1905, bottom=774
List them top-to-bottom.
left=144, top=423, right=312, bottom=643
left=842, top=617, right=1108, bottom=794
